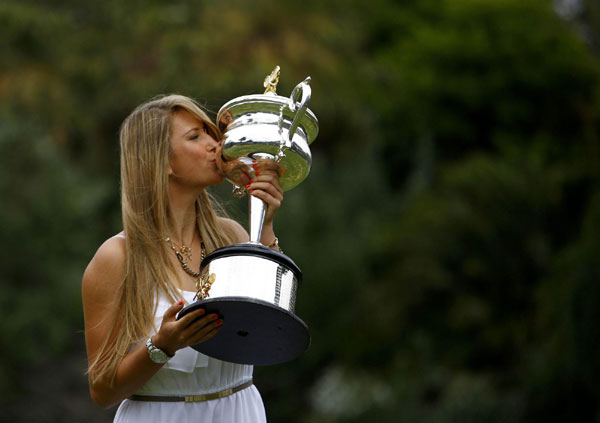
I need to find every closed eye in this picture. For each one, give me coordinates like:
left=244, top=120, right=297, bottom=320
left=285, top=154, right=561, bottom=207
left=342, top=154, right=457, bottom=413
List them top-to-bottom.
left=185, top=124, right=208, bottom=141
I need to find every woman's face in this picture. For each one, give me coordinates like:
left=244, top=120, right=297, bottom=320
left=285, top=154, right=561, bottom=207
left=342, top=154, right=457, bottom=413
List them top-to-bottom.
left=168, top=109, right=224, bottom=188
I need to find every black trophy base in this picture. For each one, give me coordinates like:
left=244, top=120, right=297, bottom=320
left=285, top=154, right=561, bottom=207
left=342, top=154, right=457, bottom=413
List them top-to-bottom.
left=177, top=296, right=310, bottom=366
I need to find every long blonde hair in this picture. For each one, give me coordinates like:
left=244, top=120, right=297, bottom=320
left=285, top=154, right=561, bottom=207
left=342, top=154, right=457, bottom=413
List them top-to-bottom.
left=89, top=94, right=234, bottom=386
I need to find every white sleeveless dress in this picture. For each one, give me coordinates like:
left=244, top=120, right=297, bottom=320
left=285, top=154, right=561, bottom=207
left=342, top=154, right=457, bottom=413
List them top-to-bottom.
left=113, top=289, right=267, bottom=423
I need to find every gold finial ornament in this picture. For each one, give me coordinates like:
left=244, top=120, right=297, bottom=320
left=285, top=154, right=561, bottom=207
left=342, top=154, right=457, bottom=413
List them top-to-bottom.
left=263, top=65, right=281, bottom=94
left=195, top=272, right=216, bottom=301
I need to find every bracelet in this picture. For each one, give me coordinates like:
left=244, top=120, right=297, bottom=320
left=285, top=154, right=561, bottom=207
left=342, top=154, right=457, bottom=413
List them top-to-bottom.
left=267, top=237, right=282, bottom=253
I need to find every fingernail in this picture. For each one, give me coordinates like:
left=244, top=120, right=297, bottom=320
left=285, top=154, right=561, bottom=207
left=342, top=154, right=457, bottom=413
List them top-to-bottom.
left=252, top=164, right=259, bottom=170
left=255, top=171, right=260, bottom=176
left=249, top=179, right=254, bottom=183
left=245, top=184, right=251, bottom=189
left=248, top=189, right=254, bottom=194
left=178, top=300, right=184, bottom=305
left=197, top=309, right=205, bottom=315
left=210, top=314, right=218, bottom=319
left=216, top=319, right=223, bottom=325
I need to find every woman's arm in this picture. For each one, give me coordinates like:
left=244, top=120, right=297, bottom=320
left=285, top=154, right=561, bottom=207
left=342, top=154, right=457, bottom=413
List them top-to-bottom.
left=82, top=236, right=222, bottom=408
left=82, top=236, right=156, bottom=408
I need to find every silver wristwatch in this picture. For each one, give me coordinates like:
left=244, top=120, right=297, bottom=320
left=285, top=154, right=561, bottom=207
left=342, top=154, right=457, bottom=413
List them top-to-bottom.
left=146, top=337, right=173, bottom=364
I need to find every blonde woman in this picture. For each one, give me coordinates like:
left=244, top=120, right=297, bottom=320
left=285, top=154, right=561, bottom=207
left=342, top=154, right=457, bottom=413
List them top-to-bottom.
left=82, top=94, right=283, bottom=422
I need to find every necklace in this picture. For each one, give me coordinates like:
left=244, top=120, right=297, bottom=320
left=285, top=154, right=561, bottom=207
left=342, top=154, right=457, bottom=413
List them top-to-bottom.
left=165, top=234, right=194, bottom=262
left=165, top=236, right=212, bottom=300
left=165, top=237, right=206, bottom=278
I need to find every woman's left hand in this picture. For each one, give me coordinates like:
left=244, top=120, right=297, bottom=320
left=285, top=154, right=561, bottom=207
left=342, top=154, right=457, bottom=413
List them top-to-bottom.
left=246, top=159, right=284, bottom=225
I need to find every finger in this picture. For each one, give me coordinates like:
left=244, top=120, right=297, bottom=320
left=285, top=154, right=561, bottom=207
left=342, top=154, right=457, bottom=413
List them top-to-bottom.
left=253, top=160, right=285, bottom=177
left=253, top=170, right=284, bottom=195
left=251, top=172, right=283, bottom=193
left=248, top=174, right=283, bottom=197
left=247, top=183, right=283, bottom=202
left=249, top=188, right=282, bottom=209
left=163, top=299, right=185, bottom=320
left=178, top=308, right=207, bottom=327
left=183, top=313, right=219, bottom=334
left=187, top=319, right=224, bottom=345
left=182, top=320, right=222, bottom=347
left=187, top=327, right=221, bottom=346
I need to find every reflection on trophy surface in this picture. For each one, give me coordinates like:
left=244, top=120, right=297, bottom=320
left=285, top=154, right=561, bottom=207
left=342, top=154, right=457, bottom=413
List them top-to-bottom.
left=177, top=67, right=319, bottom=366
left=218, top=68, right=317, bottom=185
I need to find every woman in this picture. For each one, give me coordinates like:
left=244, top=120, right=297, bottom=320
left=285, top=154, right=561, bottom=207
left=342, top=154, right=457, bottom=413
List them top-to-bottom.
left=82, top=94, right=283, bottom=422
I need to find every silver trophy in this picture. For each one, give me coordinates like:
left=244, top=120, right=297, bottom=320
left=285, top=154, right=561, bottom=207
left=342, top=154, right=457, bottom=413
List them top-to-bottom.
left=178, top=67, right=318, bottom=365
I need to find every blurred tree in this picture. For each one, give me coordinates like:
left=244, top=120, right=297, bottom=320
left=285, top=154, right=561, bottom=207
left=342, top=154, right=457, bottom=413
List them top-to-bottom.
left=1, top=0, right=600, bottom=422
left=296, top=0, right=600, bottom=421
left=560, top=0, right=600, bottom=54
left=0, top=107, right=115, bottom=420
left=529, top=191, right=600, bottom=421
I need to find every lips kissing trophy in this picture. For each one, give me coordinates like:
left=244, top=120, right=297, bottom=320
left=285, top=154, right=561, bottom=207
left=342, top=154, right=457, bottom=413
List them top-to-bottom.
left=177, top=67, right=318, bottom=365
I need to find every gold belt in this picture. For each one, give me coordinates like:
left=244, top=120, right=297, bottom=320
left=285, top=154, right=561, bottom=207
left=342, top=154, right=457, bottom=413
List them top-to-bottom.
left=129, top=380, right=253, bottom=403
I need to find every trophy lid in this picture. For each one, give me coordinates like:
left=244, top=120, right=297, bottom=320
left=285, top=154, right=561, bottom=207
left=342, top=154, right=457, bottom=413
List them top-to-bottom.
left=217, top=67, right=319, bottom=145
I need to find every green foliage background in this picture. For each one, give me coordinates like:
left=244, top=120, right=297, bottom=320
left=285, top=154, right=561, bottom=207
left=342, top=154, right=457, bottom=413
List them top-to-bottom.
left=1, top=0, right=599, bottom=421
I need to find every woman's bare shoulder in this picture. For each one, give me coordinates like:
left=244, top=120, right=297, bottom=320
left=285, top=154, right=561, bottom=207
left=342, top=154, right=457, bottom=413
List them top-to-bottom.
left=218, top=217, right=249, bottom=244
left=82, top=234, right=126, bottom=299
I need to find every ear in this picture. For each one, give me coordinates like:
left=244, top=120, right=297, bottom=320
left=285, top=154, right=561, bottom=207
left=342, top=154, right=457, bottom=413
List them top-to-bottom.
left=167, top=162, right=174, bottom=176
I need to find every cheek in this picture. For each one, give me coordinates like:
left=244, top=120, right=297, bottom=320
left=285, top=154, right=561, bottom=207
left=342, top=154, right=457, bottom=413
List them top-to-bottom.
left=188, top=144, right=208, bottom=159
left=177, top=146, right=206, bottom=165
left=169, top=153, right=196, bottom=175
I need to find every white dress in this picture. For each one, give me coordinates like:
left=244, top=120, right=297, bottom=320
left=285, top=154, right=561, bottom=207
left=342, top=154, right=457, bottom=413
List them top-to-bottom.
left=113, top=289, right=267, bottom=423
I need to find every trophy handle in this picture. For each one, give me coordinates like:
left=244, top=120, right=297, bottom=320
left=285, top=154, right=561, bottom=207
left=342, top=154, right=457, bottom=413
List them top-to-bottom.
left=286, top=77, right=312, bottom=143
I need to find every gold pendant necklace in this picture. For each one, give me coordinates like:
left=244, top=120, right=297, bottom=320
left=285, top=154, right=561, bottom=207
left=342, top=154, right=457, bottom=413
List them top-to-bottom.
left=165, top=236, right=194, bottom=262
left=165, top=237, right=212, bottom=300
left=165, top=237, right=206, bottom=276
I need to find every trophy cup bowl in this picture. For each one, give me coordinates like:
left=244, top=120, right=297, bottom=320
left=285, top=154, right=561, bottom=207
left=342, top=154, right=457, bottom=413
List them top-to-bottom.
left=177, top=68, right=318, bottom=365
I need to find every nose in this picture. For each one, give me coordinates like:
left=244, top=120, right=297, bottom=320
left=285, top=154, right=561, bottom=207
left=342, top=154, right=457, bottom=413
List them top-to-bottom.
left=206, top=137, right=219, bottom=153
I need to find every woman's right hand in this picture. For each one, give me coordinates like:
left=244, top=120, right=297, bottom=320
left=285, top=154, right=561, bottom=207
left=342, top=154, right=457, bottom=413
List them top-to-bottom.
left=152, top=301, right=223, bottom=356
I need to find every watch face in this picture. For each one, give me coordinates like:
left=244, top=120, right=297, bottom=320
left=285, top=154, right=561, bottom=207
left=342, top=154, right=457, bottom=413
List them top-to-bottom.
left=147, top=339, right=169, bottom=363
left=150, top=348, right=168, bottom=363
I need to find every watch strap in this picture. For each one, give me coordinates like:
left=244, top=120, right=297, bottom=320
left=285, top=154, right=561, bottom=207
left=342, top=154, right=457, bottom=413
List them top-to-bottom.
left=146, top=337, right=173, bottom=363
